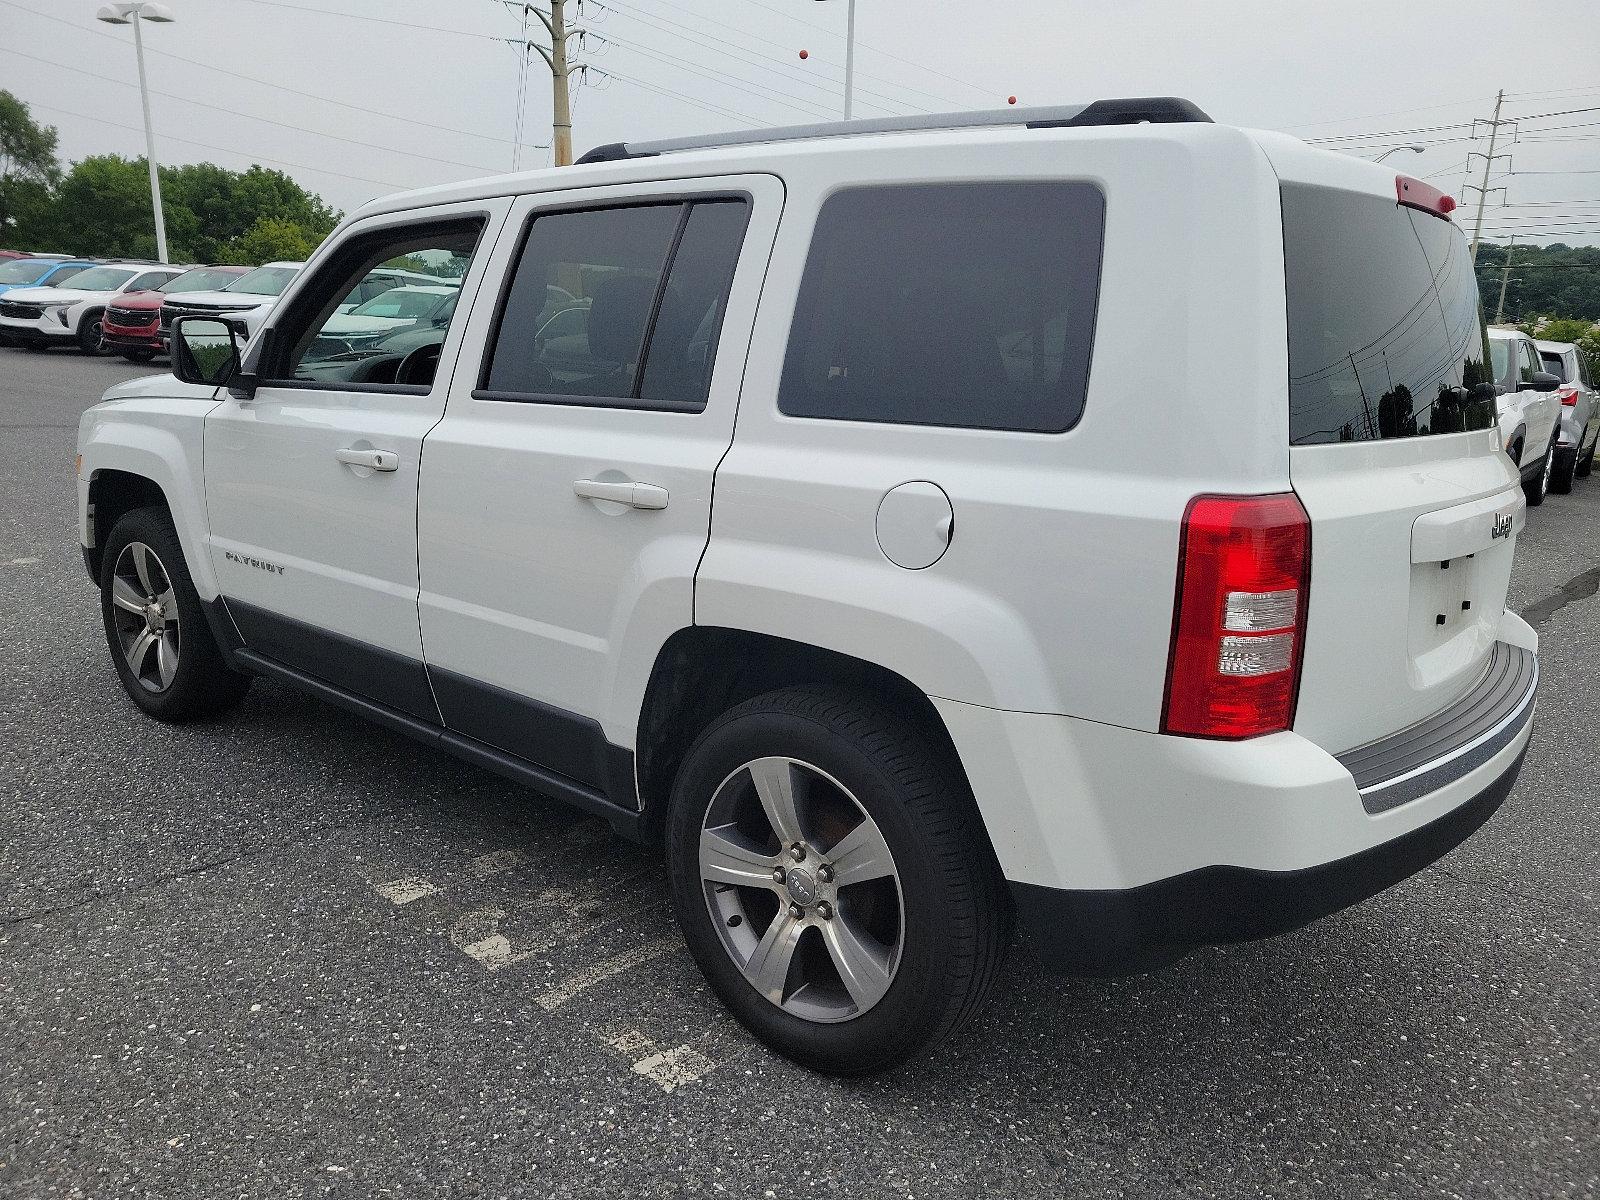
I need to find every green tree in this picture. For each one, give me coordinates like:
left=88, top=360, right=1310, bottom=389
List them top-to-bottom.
left=0, top=90, right=61, bottom=244
left=11, top=153, right=340, bottom=262
left=218, top=214, right=325, bottom=265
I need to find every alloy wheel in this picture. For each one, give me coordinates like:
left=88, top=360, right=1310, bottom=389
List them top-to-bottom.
left=109, top=541, right=181, bottom=693
left=699, top=756, right=904, bottom=1024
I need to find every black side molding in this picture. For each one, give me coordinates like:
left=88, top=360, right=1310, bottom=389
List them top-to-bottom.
left=232, top=648, right=645, bottom=839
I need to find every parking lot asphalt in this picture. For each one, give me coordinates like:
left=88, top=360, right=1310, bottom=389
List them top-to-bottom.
left=1, top=350, right=1597, bottom=1200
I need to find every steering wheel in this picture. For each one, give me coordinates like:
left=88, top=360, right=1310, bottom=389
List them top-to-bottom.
left=396, top=342, right=442, bottom=387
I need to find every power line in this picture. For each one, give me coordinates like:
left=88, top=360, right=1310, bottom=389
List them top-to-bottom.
left=0, top=0, right=537, bottom=153
left=229, top=0, right=503, bottom=41
left=597, top=0, right=957, bottom=112
left=728, top=0, right=995, bottom=100
left=590, top=29, right=864, bottom=121
left=0, top=45, right=504, bottom=175
left=590, top=66, right=761, bottom=126
left=23, top=99, right=411, bottom=190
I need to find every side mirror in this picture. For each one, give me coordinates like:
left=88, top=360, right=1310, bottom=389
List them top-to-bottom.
left=172, top=316, right=242, bottom=388
left=1527, top=370, right=1561, bottom=393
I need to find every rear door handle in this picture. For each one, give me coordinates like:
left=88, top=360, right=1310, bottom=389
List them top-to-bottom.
left=336, top=447, right=399, bottom=472
left=573, top=478, right=670, bottom=510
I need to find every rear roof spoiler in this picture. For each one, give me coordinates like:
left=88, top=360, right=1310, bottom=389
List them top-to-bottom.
left=577, top=96, right=1212, bottom=165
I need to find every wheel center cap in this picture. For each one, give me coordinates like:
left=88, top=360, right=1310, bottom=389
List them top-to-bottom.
left=144, top=604, right=163, bottom=633
left=785, top=867, right=819, bottom=907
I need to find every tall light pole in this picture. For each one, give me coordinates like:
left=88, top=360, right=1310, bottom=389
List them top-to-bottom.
left=814, top=0, right=856, bottom=120
left=96, top=2, right=175, bottom=263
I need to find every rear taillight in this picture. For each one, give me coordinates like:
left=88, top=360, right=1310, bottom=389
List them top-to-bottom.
left=1558, top=385, right=1578, bottom=407
left=1163, top=493, right=1311, bottom=740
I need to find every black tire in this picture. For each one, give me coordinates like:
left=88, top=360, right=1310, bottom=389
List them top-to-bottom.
left=77, top=310, right=109, bottom=355
left=123, top=349, right=157, bottom=364
left=1578, top=435, right=1596, bottom=479
left=1524, top=437, right=1554, bottom=507
left=1551, top=445, right=1578, bottom=495
left=100, top=505, right=250, bottom=722
left=666, top=686, right=1010, bottom=1075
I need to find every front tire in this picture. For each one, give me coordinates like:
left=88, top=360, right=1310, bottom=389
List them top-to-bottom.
left=77, top=310, right=109, bottom=355
left=100, top=506, right=250, bottom=722
left=666, top=687, right=1009, bottom=1075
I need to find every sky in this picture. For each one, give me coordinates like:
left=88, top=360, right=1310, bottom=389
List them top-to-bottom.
left=2, top=0, right=1598, bottom=246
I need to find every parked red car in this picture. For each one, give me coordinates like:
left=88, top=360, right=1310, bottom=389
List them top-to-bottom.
left=100, top=264, right=251, bottom=361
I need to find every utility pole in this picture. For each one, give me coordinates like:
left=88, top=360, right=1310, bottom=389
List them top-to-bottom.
left=549, top=0, right=572, bottom=165
left=503, top=1, right=580, bottom=166
left=1465, top=89, right=1513, bottom=264
left=1494, top=236, right=1517, bottom=325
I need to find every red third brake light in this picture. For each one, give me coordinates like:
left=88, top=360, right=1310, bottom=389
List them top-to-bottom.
left=1395, top=174, right=1456, bottom=220
left=1163, top=494, right=1311, bottom=739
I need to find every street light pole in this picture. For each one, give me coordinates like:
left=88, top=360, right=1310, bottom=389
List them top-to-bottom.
left=814, top=0, right=856, bottom=120
left=97, top=2, right=175, bottom=263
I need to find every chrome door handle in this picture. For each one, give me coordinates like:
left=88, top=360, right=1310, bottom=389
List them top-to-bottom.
left=336, top=447, right=399, bottom=472
left=573, top=478, right=670, bottom=510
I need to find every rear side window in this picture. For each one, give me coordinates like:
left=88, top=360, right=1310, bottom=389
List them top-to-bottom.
left=778, top=181, right=1105, bottom=434
left=1283, top=185, right=1495, bottom=444
left=480, top=198, right=751, bottom=412
left=1540, top=351, right=1569, bottom=383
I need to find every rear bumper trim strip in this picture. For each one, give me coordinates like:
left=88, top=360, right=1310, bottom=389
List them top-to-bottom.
left=1337, top=640, right=1537, bottom=814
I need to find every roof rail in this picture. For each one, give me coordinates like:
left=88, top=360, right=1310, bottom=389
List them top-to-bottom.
left=577, top=96, right=1211, bottom=164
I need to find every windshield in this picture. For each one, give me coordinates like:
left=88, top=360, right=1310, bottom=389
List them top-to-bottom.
left=1284, top=185, right=1495, bottom=444
left=0, top=260, right=56, bottom=285
left=56, top=266, right=136, bottom=292
left=225, top=266, right=298, bottom=296
left=163, top=269, right=243, bottom=294
left=350, top=289, right=448, bottom=319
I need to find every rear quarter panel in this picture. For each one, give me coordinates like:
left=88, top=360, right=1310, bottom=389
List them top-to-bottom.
left=697, top=125, right=1292, bottom=726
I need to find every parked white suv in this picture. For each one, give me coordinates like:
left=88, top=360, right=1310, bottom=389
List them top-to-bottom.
left=76, top=100, right=1539, bottom=1074
left=0, top=261, right=184, bottom=353
left=157, top=261, right=303, bottom=344
left=1487, top=327, right=1564, bottom=504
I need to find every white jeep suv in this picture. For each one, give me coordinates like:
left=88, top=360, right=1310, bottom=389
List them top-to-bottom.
left=76, top=99, right=1539, bottom=1074
left=1, top=261, right=183, bottom=352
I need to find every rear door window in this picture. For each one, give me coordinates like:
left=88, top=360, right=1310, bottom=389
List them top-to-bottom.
left=778, top=181, right=1106, bottom=434
left=1283, top=184, right=1495, bottom=443
left=480, top=198, right=751, bottom=412
left=1540, top=351, right=1569, bottom=383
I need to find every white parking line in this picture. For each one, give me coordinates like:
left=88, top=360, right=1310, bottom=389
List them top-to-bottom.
left=6, top=557, right=40, bottom=565
left=466, top=849, right=526, bottom=879
left=372, top=876, right=440, bottom=905
left=533, top=937, right=680, bottom=1011
left=603, top=1029, right=718, bottom=1093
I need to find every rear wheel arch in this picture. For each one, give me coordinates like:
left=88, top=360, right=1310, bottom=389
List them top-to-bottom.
left=635, top=628, right=993, bottom=858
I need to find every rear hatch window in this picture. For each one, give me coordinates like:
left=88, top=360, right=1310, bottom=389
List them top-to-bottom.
left=1282, top=184, right=1495, bottom=445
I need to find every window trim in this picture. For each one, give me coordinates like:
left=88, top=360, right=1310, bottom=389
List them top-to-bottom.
left=773, top=179, right=1108, bottom=436
left=472, top=189, right=753, bottom=414
left=256, top=209, right=489, bottom=396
